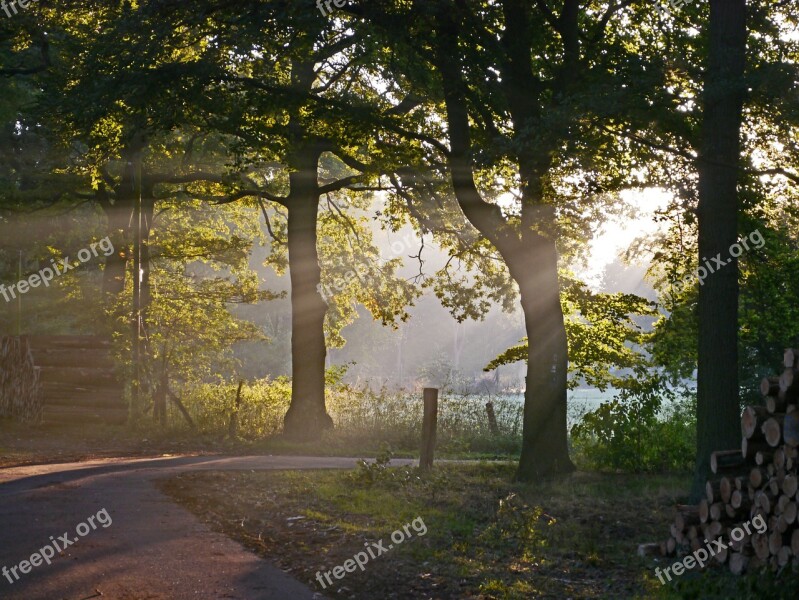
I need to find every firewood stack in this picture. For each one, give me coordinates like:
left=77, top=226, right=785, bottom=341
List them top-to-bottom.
left=0, top=335, right=125, bottom=425
left=655, top=348, right=799, bottom=574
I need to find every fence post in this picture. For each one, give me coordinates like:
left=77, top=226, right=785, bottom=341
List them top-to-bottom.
left=228, top=380, right=244, bottom=438
left=420, top=387, right=438, bottom=470
left=486, top=401, right=499, bottom=435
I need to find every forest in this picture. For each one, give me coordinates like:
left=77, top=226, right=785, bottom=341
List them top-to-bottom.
left=1, top=1, right=798, bottom=599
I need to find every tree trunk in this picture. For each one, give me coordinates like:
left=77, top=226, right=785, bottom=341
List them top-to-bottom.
left=692, top=0, right=747, bottom=500
left=432, top=5, right=574, bottom=479
left=131, top=153, right=143, bottom=418
left=282, top=153, right=333, bottom=441
left=101, top=169, right=135, bottom=296
left=137, top=186, right=155, bottom=401
left=140, top=188, right=155, bottom=325
left=513, top=239, right=575, bottom=479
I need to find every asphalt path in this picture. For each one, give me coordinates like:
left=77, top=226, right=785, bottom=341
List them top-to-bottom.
left=0, top=455, right=414, bottom=600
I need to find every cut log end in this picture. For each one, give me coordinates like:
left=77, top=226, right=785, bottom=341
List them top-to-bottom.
left=785, top=348, right=799, bottom=369
left=763, top=417, right=784, bottom=447
left=729, top=552, right=749, bottom=575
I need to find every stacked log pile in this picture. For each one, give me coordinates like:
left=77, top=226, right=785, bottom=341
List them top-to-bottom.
left=0, top=335, right=126, bottom=425
left=0, top=336, right=42, bottom=423
left=658, top=348, right=799, bottom=574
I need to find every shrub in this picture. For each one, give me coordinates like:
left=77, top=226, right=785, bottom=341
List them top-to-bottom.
left=569, top=373, right=695, bottom=472
left=181, top=377, right=291, bottom=439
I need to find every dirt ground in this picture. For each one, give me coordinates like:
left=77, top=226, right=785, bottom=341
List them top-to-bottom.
left=0, top=421, right=218, bottom=468
left=159, top=465, right=689, bottom=599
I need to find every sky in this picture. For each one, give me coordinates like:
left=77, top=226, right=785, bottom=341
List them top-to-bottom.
left=580, top=188, right=672, bottom=290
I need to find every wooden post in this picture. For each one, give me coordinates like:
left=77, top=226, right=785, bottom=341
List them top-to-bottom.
left=228, top=380, right=244, bottom=438
left=420, top=387, right=438, bottom=470
left=486, top=401, right=499, bottom=435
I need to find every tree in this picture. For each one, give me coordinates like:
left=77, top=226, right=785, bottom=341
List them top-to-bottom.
left=360, top=0, right=660, bottom=478
left=614, top=0, right=798, bottom=490
left=693, top=0, right=747, bottom=496
left=25, top=1, right=420, bottom=437
left=200, top=6, right=421, bottom=440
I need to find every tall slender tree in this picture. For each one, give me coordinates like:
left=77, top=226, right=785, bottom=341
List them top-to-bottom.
left=693, top=0, right=747, bottom=496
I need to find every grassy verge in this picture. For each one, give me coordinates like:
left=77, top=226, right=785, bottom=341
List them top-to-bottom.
left=0, top=415, right=674, bottom=471
left=0, top=418, right=513, bottom=470
left=0, top=420, right=217, bottom=468
left=159, top=461, right=692, bottom=599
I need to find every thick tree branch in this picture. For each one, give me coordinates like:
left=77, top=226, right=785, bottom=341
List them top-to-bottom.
left=588, top=0, right=636, bottom=49
left=147, top=172, right=226, bottom=185
left=318, top=174, right=364, bottom=195
left=199, top=189, right=288, bottom=206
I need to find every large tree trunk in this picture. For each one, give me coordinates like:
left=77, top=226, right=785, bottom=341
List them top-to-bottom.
left=692, top=0, right=747, bottom=499
left=282, top=152, right=334, bottom=441
left=513, top=239, right=575, bottom=479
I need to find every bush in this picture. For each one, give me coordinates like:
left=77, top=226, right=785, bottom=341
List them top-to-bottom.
left=569, top=373, right=696, bottom=472
left=181, top=377, right=292, bottom=439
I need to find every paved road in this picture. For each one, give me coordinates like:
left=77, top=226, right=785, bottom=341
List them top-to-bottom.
left=0, top=455, right=414, bottom=600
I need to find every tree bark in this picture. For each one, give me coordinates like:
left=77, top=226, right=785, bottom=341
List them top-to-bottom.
left=692, top=0, right=747, bottom=500
left=281, top=146, right=334, bottom=441
left=101, top=167, right=135, bottom=296
left=140, top=186, right=155, bottom=326
left=513, top=239, right=574, bottom=478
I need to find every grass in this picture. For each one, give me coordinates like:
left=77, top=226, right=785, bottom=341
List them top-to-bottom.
left=0, top=379, right=689, bottom=469
left=180, top=379, right=526, bottom=458
left=0, top=383, right=526, bottom=469
left=0, top=417, right=516, bottom=470
left=159, top=461, right=693, bottom=599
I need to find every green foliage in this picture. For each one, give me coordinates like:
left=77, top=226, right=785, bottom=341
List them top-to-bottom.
left=4, top=0, right=796, bottom=483
left=644, top=194, right=799, bottom=400
left=108, top=200, right=274, bottom=395
left=315, top=201, right=420, bottom=348
left=487, top=277, right=657, bottom=390
left=570, top=373, right=695, bottom=472
left=172, top=376, right=523, bottom=456
left=181, top=377, right=292, bottom=440
left=348, top=444, right=399, bottom=485
left=480, top=493, right=555, bottom=562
